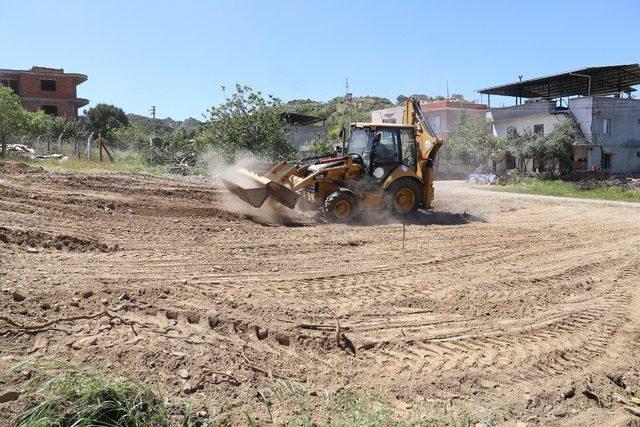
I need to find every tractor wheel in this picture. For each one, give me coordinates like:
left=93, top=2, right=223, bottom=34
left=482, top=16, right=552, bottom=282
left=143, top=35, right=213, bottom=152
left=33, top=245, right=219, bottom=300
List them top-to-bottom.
left=385, top=179, right=422, bottom=215
left=323, top=191, right=356, bottom=223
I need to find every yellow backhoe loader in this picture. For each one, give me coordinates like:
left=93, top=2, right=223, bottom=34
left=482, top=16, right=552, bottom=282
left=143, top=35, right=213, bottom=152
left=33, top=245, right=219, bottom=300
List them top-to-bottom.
left=221, top=98, right=442, bottom=222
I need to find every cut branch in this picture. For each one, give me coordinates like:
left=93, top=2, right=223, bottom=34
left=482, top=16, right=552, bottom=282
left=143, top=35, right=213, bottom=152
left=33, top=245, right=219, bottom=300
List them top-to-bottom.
left=0, top=310, right=138, bottom=336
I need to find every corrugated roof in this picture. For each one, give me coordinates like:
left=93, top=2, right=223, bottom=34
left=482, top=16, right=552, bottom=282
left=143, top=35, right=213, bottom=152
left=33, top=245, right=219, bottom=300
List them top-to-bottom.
left=478, top=64, right=640, bottom=99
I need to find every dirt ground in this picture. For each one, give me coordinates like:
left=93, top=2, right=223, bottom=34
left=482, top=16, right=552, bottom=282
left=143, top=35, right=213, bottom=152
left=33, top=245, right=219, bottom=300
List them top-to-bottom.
left=2, top=162, right=640, bottom=426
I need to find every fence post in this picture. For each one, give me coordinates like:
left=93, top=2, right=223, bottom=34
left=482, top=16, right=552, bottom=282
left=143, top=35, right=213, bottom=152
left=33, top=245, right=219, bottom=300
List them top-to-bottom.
left=86, top=132, right=94, bottom=160
left=57, top=133, right=63, bottom=152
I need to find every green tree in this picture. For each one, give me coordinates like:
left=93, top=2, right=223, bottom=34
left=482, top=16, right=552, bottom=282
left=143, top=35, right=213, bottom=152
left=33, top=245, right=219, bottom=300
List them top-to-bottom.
left=198, top=84, right=294, bottom=161
left=0, top=85, right=29, bottom=156
left=80, top=103, right=129, bottom=140
left=25, top=110, right=53, bottom=139
left=444, top=112, right=503, bottom=166
left=49, top=115, right=80, bottom=139
left=506, top=121, right=575, bottom=173
left=544, top=121, right=575, bottom=172
left=309, top=135, right=334, bottom=154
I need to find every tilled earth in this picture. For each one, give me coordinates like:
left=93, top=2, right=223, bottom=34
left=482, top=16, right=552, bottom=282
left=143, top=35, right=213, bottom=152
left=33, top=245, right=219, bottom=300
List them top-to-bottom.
left=1, top=162, right=640, bottom=425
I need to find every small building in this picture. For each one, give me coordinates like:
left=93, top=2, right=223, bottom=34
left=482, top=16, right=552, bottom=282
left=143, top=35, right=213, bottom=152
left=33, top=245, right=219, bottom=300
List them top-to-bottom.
left=480, top=64, right=640, bottom=173
left=0, top=66, right=88, bottom=118
left=371, top=100, right=488, bottom=139
left=281, top=111, right=326, bottom=152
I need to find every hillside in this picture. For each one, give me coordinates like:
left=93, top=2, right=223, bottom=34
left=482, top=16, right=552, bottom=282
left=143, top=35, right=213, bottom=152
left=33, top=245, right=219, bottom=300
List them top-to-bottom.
left=286, top=96, right=395, bottom=137
left=127, top=114, right=202, bottom=136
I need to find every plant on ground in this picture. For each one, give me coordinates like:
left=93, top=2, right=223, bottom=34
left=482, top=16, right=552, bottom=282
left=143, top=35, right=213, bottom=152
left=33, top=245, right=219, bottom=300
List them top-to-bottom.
left=198, top=84, right=295, bottom=162
left=0, top=85, right=30, bottom=155
left=489, top=177, right=640, bottom=203
left=15, top=362, right=168, bottom=426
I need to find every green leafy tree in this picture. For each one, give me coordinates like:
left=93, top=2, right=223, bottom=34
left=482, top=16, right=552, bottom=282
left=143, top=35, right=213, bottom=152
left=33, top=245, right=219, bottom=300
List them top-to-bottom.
left=198, top=84, right=294, bottom=161
left=0, top=85, right=29, bottom=155
left=80, top=103, right=129, bottom=140
left=25, top=110, right=53, bottom=139
left=444, top=112, right=503, bottom=166
left=49, top=116, right=80, bottom=139
left=506, top=121, right=575, bottom=173
left=544, top=121, right=575, bottom=172
left=309, top=135, right=334, bottom=154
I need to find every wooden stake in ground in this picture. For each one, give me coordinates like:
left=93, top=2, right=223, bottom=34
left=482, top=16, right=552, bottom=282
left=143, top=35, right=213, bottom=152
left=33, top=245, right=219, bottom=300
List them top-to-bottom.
left=402, top=221, right=406, bottom=250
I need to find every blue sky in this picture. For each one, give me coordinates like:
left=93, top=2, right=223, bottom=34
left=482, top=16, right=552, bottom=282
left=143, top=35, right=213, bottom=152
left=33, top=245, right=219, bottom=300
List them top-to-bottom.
left=2, top=0, right=639, bottom=120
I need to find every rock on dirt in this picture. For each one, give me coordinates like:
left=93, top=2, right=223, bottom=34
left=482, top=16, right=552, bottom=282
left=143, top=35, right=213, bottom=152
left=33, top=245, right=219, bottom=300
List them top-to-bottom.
left=80, top=289, right=94, bottom=299
left=11, top=290, right=28, bottom=302
left=255, top=327, right=268, bottom=340
left=275, top=333, right=290, bottom=346
left=72, top=336, right=98, bottom=349
left=178, top=368, right=190, bottom=379
left=563, top=385, right=576, bottom=399
left=0, top=390, right=20, bottom=403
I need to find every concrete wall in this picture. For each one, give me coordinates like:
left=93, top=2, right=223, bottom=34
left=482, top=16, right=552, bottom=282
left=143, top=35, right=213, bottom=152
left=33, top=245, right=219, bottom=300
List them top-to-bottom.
left=487, top=97, right=640, bottom=173
left=487, top=102, right=566, bottom=138
left=371, top=106, right=403, bottom=124
left=284, top=124, right=326, bottom=152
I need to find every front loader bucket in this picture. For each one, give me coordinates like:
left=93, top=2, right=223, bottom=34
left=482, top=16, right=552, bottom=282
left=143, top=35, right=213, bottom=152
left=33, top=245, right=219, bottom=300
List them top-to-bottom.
left=221, top=168, right=300, bottom=209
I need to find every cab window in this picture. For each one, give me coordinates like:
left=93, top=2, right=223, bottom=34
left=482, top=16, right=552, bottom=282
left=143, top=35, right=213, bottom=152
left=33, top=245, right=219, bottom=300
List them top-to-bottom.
left=373, top=129, right=399, bottom=163
left=400, top=129, right=417, bottom=170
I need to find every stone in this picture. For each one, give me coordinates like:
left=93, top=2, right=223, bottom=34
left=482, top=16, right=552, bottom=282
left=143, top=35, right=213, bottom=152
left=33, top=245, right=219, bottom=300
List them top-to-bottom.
left=26, top=247, right=39, bottom=254
left=80, top=289, right=94, bottom=299
left=12, top=290, right=28, bottom=302
left=118, top=293, right=130, bottom=301
left=40, top=302, right=51, bottom=310
left=166, top=310, right=179, bottom=320
left=207, top=315, right=219, bottom=329
left=256, top=327, right=268, bottom=340
left=275, top=333, right=290, bottom=346
left=72, top=336, right=98, bottom=350
left=178, top=368, right=190, bottom=379
left=563, top=385, right=576, bottom=399
left=0, top=390, right=20, bottom=403
left=527, top=395, right=541, bottom=408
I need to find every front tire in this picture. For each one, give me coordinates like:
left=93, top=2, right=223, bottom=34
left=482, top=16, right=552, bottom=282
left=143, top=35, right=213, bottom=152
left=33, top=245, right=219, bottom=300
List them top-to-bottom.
left=385, top=179, right=422, bottom=215
left=323, top=191, right=356, bottom=223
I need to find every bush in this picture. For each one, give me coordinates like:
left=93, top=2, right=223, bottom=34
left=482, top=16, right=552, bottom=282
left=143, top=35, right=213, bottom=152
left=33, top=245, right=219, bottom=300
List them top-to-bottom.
left=17, top=364, right=169, bottom=426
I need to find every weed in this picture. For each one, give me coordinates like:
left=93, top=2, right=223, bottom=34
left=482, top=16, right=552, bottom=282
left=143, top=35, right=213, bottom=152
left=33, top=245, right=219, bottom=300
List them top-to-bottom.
left=488, top=178, right=640, bottom=203
left=11, top=359, right=214, bottom=427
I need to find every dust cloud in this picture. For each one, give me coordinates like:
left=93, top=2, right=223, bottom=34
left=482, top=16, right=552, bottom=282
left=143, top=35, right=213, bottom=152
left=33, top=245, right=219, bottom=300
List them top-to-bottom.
left=199, top=149, right=311, bottom=226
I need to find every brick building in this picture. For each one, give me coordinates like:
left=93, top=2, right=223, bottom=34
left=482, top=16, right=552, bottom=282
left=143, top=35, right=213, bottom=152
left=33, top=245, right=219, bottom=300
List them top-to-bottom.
left=0, top=66, right=88, bottom=118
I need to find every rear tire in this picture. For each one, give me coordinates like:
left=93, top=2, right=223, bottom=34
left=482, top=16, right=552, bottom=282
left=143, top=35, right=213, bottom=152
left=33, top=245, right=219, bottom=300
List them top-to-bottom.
left=385, top=179, right=422, bottom=215
left=323, top=191, right=356, bottom=223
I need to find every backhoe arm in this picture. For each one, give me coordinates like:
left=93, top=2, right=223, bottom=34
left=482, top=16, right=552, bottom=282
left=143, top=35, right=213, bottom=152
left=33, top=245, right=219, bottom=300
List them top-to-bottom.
left=403, top=98, right=443, bottom=207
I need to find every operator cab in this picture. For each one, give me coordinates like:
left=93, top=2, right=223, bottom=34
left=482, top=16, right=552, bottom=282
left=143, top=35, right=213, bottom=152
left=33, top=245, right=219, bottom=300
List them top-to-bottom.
left=346, top=124, right=418, bottom=182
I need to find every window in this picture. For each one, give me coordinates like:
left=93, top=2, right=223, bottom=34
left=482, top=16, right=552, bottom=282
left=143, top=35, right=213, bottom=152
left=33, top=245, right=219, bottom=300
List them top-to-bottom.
left=0, top=79, right=19, bottom=94
left=40, top=79, right=56, bottom=91
left=41, top=105, right=58, bottom=116
left=427, top=115, right=441, bottom=133
left=603, top=118, right=611, bottom=135
left=533, top=124, right=544, bottom=135
left=399, top=128, right=417, bottom=171
left=373, top=129, right=399, bottom=162
left=637, top=151, right=640, bottom=158
left=602, top=153, right=612, bottom=170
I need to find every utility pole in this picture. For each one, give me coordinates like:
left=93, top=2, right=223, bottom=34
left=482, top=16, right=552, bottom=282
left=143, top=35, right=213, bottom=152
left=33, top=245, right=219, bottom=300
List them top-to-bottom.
left=345, top=78, right=353, bottom=136
left=446, top=80, right=449, bottom=100
left=150, top=105, right=156, bottom=119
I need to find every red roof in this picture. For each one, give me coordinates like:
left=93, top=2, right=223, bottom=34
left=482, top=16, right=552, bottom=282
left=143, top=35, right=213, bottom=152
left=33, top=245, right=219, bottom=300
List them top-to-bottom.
left=420, top=100, right=487, bottom=111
